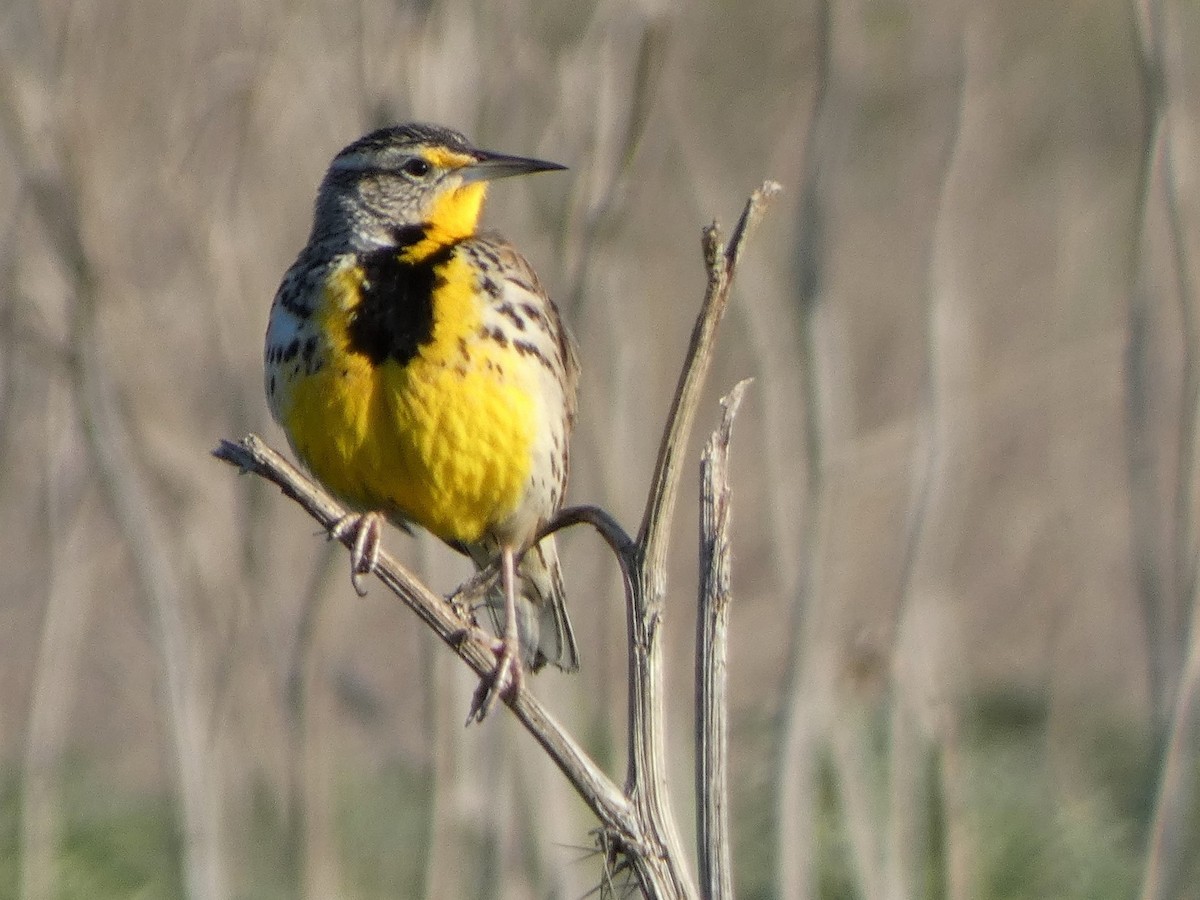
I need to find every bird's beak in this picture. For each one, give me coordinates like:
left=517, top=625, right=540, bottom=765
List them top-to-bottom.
left=459, top=150, right=567, bottom=184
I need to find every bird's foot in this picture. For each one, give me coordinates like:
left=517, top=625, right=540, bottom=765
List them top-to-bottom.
left=329, top=512, right=383, bottom=596
left=466, top=635, right=524, bottom=724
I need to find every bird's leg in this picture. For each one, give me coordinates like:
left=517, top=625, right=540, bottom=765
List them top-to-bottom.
left=329, top=512, right=383, bottom=596
left=468, top=546, right=524, bottom=722
left=496, top=546, right=523, bottom=690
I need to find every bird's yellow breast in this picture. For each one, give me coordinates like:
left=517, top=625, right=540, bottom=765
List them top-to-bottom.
left=278, top=253, right=535, bottom=544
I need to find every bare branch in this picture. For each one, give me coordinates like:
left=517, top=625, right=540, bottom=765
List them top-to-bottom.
left=217, top=181, right=777, bottom=899
left=636, top=181, right=781, bottom=578
left=623, top=184, right=778, bottom=899
left=696, top=379, right=750, bottom=900
left=213, top=436, right=636, bottom=836
left=543, top=504, right=639, bottom=560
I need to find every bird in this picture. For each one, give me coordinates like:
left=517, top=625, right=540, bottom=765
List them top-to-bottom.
left=264, top=122, right=579, bottom=713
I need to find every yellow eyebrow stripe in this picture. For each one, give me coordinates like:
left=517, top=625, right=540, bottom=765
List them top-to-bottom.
left=423, top=147, right=476, bottom=169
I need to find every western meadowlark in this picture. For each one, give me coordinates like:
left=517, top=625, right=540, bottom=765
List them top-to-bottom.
left=264, top=123, right=579, bottom=707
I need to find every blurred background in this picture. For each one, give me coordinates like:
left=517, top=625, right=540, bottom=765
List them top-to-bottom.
left=1, top=0, right=1198, bottom=897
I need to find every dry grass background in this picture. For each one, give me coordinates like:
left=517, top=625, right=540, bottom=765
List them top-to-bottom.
left=1, top=0, right=1199, bottom=898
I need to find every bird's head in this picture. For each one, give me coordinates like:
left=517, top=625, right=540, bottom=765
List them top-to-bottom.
left=311, top=122, right=565, bottom=261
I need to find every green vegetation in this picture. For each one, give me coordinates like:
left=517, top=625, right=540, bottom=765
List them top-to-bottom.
left=727, top=691, right=1172, bottom=900
left=0, top=699, right=1189, bottom=900
left=0, top=767, right=184, bottom=900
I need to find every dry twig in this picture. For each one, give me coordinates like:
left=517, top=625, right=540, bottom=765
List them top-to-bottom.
left=216, top=182, right=778, bottom=898
left=696, top=380, right=750, bottom=899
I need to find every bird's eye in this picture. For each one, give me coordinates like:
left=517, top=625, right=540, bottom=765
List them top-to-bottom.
left=402, top=158, right=431, bottom=178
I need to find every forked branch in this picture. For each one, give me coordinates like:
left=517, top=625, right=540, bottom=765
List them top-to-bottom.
left=215, top=181, right=778, bottom=898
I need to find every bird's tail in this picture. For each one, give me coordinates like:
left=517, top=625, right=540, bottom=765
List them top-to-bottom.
left=469, top=535, right=579, bottom=672
left=516, top=536, right=580, bottom=672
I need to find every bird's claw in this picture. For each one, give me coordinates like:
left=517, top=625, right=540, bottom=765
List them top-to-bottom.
left=330, top=512, right=383, bottom=596
left=466, top=636, right=524, bottom=724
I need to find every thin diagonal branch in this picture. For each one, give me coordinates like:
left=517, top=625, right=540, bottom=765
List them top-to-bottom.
left=213, top=436, right=636, bottom=839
